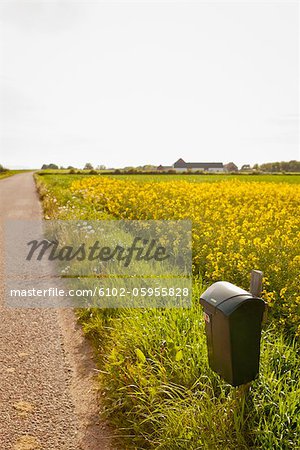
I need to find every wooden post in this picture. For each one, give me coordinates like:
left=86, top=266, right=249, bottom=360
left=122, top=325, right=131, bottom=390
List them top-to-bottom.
left=250, top=269, right=263, bottom=297
left=250, top=269, right=267, bottom=322
left=236, top=270, right=264, bottom=394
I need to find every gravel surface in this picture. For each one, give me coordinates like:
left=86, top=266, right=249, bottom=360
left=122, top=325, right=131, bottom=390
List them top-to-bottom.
left=0, top=173, right=112, bottom=450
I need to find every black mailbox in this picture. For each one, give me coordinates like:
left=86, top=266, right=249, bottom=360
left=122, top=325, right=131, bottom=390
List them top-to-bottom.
left=200, top=281, right=266, bottom=386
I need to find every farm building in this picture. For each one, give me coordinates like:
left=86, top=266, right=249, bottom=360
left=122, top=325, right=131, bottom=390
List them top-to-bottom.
left=157, top=158, right=224, bottom=172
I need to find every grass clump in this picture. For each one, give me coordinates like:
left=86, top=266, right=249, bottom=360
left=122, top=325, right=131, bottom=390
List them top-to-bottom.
left=77, top=297, right=300, bottom=449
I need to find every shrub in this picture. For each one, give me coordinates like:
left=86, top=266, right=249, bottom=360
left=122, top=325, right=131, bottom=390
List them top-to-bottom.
left=0, top=164, right=8, bottom=173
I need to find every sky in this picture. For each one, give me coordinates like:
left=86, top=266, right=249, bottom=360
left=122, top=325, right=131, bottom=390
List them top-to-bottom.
left=0, top=0, right=299, bottom=170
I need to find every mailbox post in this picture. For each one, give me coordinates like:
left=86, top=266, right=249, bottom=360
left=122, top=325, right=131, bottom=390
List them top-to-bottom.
left=250, top=269, right=263, bottom=297
left=200, top=281, right=265, bottom=386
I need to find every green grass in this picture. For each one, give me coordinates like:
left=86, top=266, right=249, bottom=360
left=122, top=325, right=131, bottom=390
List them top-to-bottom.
left=0, top=169, right=32, bottom=180
left=0, top=170, right=26, bottom=180
left=0, top=173, right=10, bottom=180
left=35, top=173, right=300, bottom=450
left=78, top=305, right=300, bottom=450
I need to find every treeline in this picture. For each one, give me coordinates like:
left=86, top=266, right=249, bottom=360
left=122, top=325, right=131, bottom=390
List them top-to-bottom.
left=40, top=160, right=300, bottom=173
left=253, top=160, right=300, bottom=172
left=41, top=163, right=107, bottom=170
left=41, top=163, right=76, bottom=170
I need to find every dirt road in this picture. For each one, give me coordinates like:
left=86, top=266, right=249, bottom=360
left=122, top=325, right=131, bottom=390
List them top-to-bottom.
left=0, top=173, right=112, bottom=450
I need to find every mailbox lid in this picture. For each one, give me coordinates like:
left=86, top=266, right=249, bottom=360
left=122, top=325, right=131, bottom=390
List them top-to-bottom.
left=200, top=281, right=250, bottom=313
left=218, top=295, right=265, bottom=317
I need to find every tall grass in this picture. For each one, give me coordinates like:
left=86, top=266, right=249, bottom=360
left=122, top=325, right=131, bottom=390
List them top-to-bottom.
left=0, top=170, right=25, bottom=180
left=77, top=294, right=299, bottom=449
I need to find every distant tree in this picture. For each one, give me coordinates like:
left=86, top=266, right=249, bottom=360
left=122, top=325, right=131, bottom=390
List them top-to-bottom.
left=259, top=160, right=300, bottom=173
left=291, top=160, right=300, bottom=171
left=272, top=162, right=281, bottom=172
left=41, top=163, right=58, bottom=170
left=84, top=163, right=93, bottom=170
left=259, top=163, right=271, bottom=172
left=0, top=164, right=8, bottom=173
left=241, top=164, right=251, bottom=171
left=96, top=165, right=106, bottom=170
left=143, top=165, right=156, bottom=171
left=67, top=166, right=75, bottom=170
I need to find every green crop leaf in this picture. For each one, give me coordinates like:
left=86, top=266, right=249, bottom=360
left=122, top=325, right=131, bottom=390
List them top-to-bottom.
left=135, top=348, right=146, bottom=363
left=175, top=349, right=183, bottom=362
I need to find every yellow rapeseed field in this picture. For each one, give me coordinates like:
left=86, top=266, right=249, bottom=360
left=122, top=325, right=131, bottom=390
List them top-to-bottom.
left=71, top=177, right=300, bottom=335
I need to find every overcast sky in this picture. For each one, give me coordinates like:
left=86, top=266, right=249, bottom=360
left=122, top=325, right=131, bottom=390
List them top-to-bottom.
left=0, top=0, right=299, bottom=169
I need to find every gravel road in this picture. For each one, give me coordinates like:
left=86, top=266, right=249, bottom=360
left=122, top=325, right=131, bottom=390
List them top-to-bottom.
left=0, top=173, right=112, bottom=450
